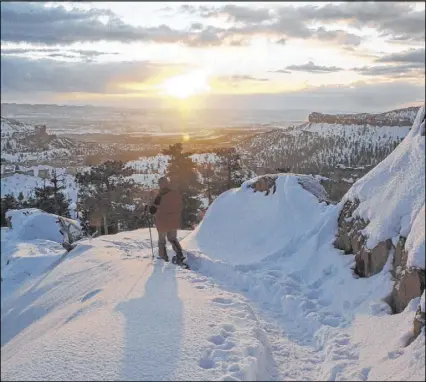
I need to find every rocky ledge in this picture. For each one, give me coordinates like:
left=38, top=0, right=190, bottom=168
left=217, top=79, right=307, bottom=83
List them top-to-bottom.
left=334, top=199, right=425, bottom=340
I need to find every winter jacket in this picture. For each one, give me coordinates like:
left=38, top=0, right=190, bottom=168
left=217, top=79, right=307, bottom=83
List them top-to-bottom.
left=150, top=188, right=183, bottom=232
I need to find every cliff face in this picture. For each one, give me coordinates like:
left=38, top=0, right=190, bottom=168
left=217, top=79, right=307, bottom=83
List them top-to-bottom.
left=309, top=106, right=419, bottom=127
left=334, top=106, right=425, bottom=340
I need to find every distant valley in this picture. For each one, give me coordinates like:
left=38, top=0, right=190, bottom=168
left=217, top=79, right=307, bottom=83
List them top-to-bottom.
left=1, top=104, right=421, bottom=203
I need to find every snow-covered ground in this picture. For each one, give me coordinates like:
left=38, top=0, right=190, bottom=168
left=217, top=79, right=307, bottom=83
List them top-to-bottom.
left=1, top=109, right=424, bottom=381
left=2, top=168, right=424, bottom=380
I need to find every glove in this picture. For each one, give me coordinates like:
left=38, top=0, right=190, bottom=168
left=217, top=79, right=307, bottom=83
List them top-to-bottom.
left=149, top=205, right=157, bottom=215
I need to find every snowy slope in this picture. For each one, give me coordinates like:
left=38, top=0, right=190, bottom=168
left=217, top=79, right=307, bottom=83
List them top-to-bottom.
left=343, top=106, right=425, bottom=267
left=238, top=107, right=416, bottom=175
left=1, top=117, right=35, bottom=138
left=1, top=230, right=276, bottom=381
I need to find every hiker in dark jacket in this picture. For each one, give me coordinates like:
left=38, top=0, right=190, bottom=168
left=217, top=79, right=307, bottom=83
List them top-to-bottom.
left=148, top=176, right=185, bottom=263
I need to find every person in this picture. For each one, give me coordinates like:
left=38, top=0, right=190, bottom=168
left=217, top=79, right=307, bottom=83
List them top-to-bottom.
left=148, top=176, right=185, bottom=264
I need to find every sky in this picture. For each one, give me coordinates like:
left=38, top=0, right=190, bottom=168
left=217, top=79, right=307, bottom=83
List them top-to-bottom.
left=0, top=1, right=425, bottom=112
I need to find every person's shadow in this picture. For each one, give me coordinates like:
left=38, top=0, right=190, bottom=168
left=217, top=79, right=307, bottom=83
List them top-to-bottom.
left=116, top=261, right=183, bottom=381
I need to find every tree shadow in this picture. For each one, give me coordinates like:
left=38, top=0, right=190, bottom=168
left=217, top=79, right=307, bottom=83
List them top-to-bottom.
left=116, top=261, right=183, bottom=381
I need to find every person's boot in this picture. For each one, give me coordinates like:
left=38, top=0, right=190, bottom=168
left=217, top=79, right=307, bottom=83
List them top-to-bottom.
left=171, top=240, right=185, bottom=264
left=158, top=244, right=169, bottom=262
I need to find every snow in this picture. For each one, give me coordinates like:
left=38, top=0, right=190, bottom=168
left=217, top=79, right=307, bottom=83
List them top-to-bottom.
left=343, top=106, right=425, bottom=267
left=1, top=117, right=35, bottom=141
left=2, top=120, right=425, bottom=381
left=302, top=123, right=410, bottom=140
left=1, top=148, right=72, bottom=163
left=126, top=153, right=219, bottom=175
left=1, top=168, right=79, bottom=205
left=184, top=175, right=329, bottom=265
left=405, top=205, right=425, bottom=269
left=6, top=208, right=82, bottom=243
left=1, top=230, right=273, bottom=381
left=421, top=291, right=425, bottom=313
left=349, top=297, right=424, bottom=381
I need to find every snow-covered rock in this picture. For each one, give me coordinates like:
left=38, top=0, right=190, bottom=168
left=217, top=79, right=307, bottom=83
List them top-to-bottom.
left=334, top=106, right=425, bottom=330
left=184, top=174, right=330, bottom=265
left=6, top=208, right=82, bottom=244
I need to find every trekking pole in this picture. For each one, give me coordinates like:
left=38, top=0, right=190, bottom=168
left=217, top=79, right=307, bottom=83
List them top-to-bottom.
left=145, top=206, right=155, bottom=260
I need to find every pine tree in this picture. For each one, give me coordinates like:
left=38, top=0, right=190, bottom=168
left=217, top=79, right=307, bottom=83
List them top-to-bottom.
left=163, top=143, right=203, bottom=229
left=208, top=148, right=248, bottom=199
left=76, top=160, right=137, bottom=235
left=201, top=163, right=215, bottom=205
left=33, top=172, right=70, bottom=217
left=17, top=192, right=25, bottom=208
left=1, top=194, right=18, bottom=226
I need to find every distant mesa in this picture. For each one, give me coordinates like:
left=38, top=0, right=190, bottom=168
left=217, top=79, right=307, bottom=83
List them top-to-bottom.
left=308, top=106, right=420, bottom=127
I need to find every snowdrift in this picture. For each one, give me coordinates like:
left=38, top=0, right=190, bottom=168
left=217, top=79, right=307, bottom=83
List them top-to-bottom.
left=343, top=106, right=425, bottom=269
left=183, top=174, right=330, bottom=265
left=6, top=208, right=82, bottom=244
left=1, top=209, right=84, bottom=298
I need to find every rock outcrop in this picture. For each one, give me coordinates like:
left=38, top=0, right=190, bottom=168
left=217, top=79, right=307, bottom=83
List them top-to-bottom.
left=246, top=174, right=330, bottom=204
left=247, top=174, right=278, bottom=195
left=335, top=200, right=425, bottom=317
left=391, top=268, right=425, bottom=314
left=413, top=293, right=425, bottom=338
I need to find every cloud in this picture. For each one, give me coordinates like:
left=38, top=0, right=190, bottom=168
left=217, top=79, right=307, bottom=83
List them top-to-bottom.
left=0, top=2, right=194, bottom=46
left=0, top=2, right=257, bottom=48
left=6, top=2, right=418, bottom=49
left=183, top=2, right=424, bottom=45
left=297, top=2, right=425, bottom=43
left=197, top=4, right=272, bottom=24
left=200, top=5, right=363, bottom=47
left=313, top=27, right=362, bottom=47
left=1, top=47, right=119, bottom=61
left=353, top=47, right=425, bottom=78
left=376, top=48, right=425, bottom=64
left=0, top=55, right=188, bottom=94
left=284, top=61, right=343, bottom=74
left=352, top=63, right=425, bottom=78
left=270, top=69, right=291, bottom=74
left=227, top=75, right=269, bottom=82
left=203, top=81, right=425, bottom=113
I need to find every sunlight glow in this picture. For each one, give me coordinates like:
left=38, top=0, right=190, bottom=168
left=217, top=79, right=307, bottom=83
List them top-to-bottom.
left=159, top=71, right=211, bottom=99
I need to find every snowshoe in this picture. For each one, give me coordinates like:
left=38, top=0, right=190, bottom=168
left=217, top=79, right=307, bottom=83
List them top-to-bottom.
left=172, top=255, right=190, bottom=269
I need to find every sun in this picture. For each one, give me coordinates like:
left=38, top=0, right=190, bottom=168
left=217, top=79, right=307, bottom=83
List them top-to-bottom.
left=159, top=70, right=211, bottom=99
